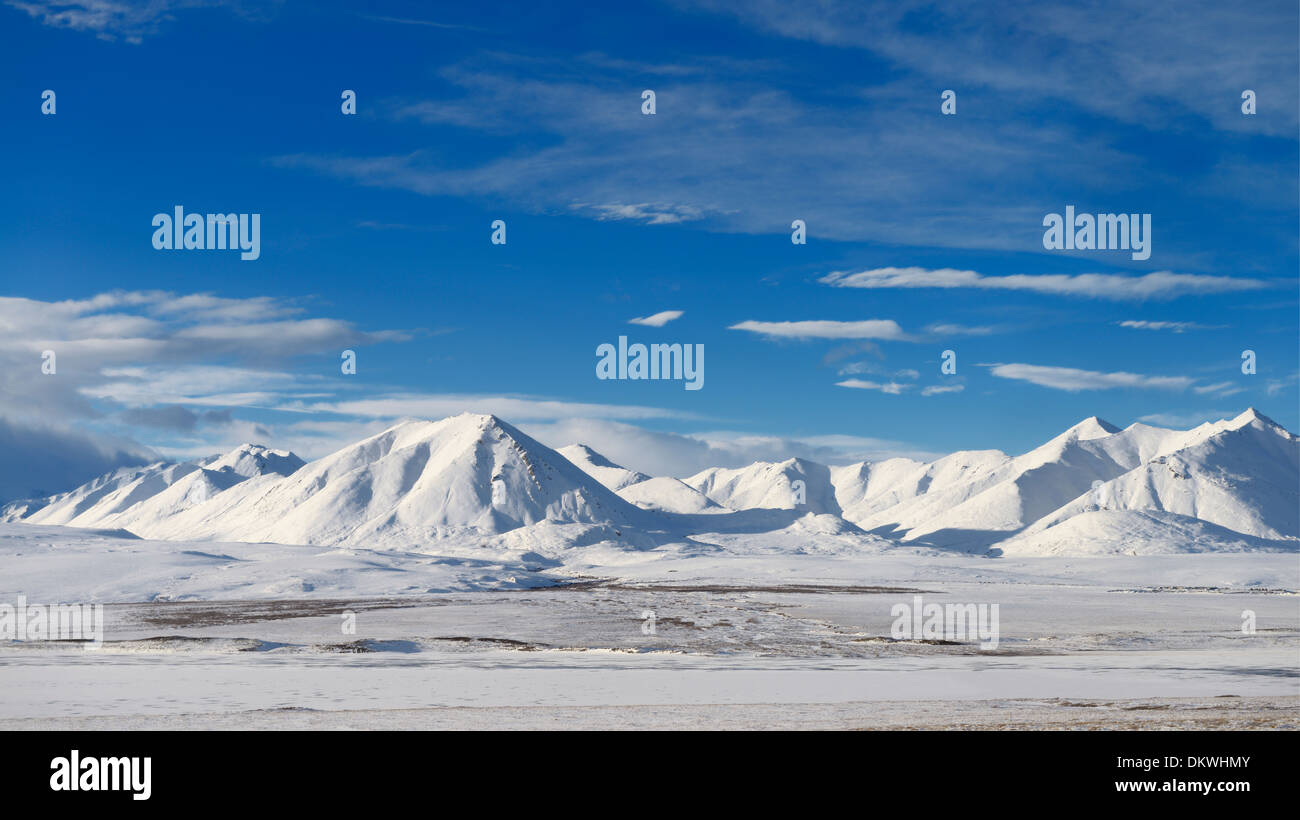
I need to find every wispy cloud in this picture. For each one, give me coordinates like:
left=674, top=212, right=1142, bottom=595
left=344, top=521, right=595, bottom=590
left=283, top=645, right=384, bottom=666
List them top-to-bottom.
left=5, top=0, right=265, bottom=43
left=687, top=0, right=1299, bottom=137
left=360, top=14, right=484, bottom=32
left=270, top=54, right=1161, bottom=252
left=576, top=202, right=705, bottom=225
left=821, top=268, right=1268, bottom=300
left=0, top=290, right=407, bottom=441
left=628, top=310, right=684, bottom=327
left=730, top=319, right=911, bottom=341
left=1117, top=320, right=1223, bottom=332
left=925, top=322, right=1002, bottom=337
left=836, top=362, right=917, bottom=379
left=987, top=363, right=1194, bottom=392
left=1266, top=372, right=1299, bottom=396
left=837, top=376, right=963, bottom=397
left=835, top=378, right=909, bottom=394
left=1193, top=381, right=1246, bottom=397
left=921, top=384, right=965, bottom=396
left=295, top=394, right=696, bottom=423
left=1138, top=410, right=1239, bottom=428
left=522, top=417, right=940, bottom=476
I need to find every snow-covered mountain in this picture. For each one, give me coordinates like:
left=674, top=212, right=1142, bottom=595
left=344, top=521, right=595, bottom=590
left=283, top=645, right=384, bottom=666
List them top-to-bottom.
left=5, top=409, right=1296, bottom=556
left=1002, top=409, right=1298, bottom=553
left=138, top=414, right=647, bottom=548
left=839, top=416, right=1146, bottom=547
left=2, top=444, right=303, bottom=528
left=556, top=444, right=650, bottom=491
left=558, top=445, right=726, bottom=514
left=686, top=458, right=842, bottom=515
left=617, top=476, right=724, bottom=514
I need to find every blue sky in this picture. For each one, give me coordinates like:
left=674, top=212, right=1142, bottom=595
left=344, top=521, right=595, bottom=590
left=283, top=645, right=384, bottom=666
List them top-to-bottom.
left=1, top=0, right=1297, bottom=491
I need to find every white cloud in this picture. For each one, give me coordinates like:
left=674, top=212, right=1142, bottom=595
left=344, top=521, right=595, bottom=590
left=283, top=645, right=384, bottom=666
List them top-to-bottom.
left=5, top=0, right=259, bottom=43
left=687, top=0, right=1298, bottom=138
left=360, top=14, right=483, bottom=31
left=273, top=55, right=1169, bottom=253
left=578, top=203, right=705, bottom=225
left=820, top=268, right=1268, bottom=300
left=0, top=291, right=409, bottom=467
left=628, top=310, right=684, bottom=327
left=730, top=319, right=911, bottom=341
left=1118, top=320, right=1219, bottom=332
left=925, top=323, right=1001, bottom=336
left=987, top=363, right=1194, bottom=392
left=80, top=365, right=321, bottom=409
left=1266, top=372, right=1299, bottom=396
left=835, top=379, right=908, bottom=394
left=1193, top=381, right=1246, bottom=397
left=921, top=384, right=965, bottom=396
left=298, top=394, right=696, bottom=423
left=1138, top=410, right=1239, bottom=428
left=0, top=416, right=155, bottom=502
left=520, top=417, right=939, bottom=477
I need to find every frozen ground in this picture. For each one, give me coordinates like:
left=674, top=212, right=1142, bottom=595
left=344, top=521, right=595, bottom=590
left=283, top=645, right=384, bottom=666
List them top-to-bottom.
left=1, top=523, right=1296, bottom=729
left=5, top=697, right=1293, bottom=731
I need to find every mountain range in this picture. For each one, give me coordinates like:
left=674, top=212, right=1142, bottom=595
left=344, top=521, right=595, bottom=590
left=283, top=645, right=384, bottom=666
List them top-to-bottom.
left=3, top=409, right=1295, bottom=557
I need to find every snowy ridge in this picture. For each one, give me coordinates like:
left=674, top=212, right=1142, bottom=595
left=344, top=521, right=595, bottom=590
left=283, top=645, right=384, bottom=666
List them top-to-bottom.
left=4, top=409, right=1296, bottom=556
left=1007, top=409, right=1299, bottom=551
left=140, top=414, right=648, bottom=549
left=556, top=444, right=650, bottom=491
left=2, top=445, right=304, bottom=530
left=686, top=458, right=842, bottom=515
left=616, top=476, right=723, bottom=514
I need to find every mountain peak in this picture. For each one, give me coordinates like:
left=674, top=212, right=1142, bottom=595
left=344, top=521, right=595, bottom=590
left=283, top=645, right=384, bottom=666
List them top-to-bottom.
left=1229, top=407, right=1294, bottom=437
left=1235, top=407, right=1272, bottom=425
left=454, top=411, right=506, bottom=425
left=451, top=412, right=523, bottom=439
left=382, top=413, right=522, bottom=449
left=1065, top=416, right=1121, bottom=440
left=225, top=442, right=277, bottom=456
left=206, top=443, right=304, bottom=478
left=557, top=443, right=650, bottom=491
left=561, top=443, right=619, bottom=470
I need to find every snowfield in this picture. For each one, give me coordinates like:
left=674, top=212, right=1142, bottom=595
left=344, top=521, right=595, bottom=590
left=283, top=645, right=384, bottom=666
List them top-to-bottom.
left=0, top=521, right=1295, bottom=729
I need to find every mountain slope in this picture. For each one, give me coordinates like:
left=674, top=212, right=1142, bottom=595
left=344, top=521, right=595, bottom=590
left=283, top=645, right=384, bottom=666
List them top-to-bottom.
left=1013, top=409, right=1299, bottom=545
left=141, top=414, right=647, bottom=548
left=833, top=416, right=1239, bottom=548
left=201, top=443, right=305, bottom=480
left=5, top=444, right=304, bottom=531
left=556, top=444, right=651, bottom=491
left=93, top=445, right=305, bottom=533
left=685, top=458, right=841, bottom=515
left=14, top=461, right=201, bottom=526
left=617, top=476, right=724, bottom=514
left=996, top=509, right=1298, bottom=556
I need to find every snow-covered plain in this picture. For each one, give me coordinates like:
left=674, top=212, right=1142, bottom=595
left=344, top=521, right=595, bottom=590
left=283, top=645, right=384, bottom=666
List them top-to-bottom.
left=1, top=409, right=1296, bottom=728
left=0, top=522, right=1296, bottom=729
